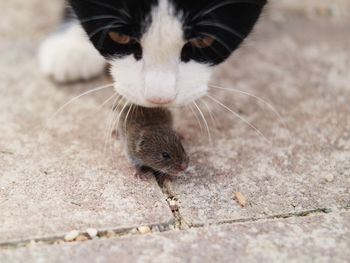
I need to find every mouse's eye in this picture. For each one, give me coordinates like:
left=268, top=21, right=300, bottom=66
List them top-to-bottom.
left=108, top=32, right=133, bottom=44
left=162, top=152, right=171, bottom=160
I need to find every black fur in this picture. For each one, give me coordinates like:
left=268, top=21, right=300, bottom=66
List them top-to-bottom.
left=68, top=0, right=266, bottom=64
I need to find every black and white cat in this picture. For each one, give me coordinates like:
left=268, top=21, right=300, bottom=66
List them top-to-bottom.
left=39, top=0, right=266, bottom=107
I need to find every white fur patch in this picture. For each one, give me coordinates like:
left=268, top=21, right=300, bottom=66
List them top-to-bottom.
left=110, top=0, right=212, bottom=107
left=38, top=23, right=106, bottom=83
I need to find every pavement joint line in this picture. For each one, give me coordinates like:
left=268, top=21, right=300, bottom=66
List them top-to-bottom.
left=0, top=150, right=14, bottom=155
left=1, top=205, right=348, bottom=251
left=191, top=206, right=350, bottom=228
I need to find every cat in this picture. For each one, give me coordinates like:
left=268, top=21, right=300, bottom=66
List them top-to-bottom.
left=39, top=0, right=266, bottom=107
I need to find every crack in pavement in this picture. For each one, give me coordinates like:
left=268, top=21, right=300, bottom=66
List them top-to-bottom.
left=155, top=176, right=191, bottom=230
left=1, top=204, right=348, bottom=251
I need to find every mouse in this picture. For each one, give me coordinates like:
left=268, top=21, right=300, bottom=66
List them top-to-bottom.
left=116, top=105, right=189, bottom=179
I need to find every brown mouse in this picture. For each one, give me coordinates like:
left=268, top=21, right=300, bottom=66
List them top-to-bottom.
left=117, top=105, right=189, bottom=178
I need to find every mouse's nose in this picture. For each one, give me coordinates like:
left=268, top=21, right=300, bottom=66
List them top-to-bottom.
left=146, top=97, right=174, bottom=105
left=178, top=162, right=188, bottom=171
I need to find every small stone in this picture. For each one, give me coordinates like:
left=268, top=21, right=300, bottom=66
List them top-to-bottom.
left=324, top=174, right=334, bottom=182
left=235, top=192, right=247, bottom=207
left=169, top=200, right=179, bottom=211
left=169, top=200, right=177, bottom=206
left=291, top=202, right=298, bottom=208
left=180, top=220, right=190, bottom=230
left=151, top=225, right=160, bottom=232
left=157, top=225, right=167, bottom=232
left=138, top=226, right=151, bottom=234
left=86, top=228, right=98, bottom=239
left=130, top=228, right=138, bottom=234
left=64, top=230, right=79, bottom=242
left=105, top=230, right=115, bottom=238
left=75, top=235, right=89, bottom=242
left=26, top=240, right=36, bottom=248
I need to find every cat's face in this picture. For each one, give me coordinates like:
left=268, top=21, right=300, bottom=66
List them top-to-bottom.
left=69, top=0, right=266, bottom=107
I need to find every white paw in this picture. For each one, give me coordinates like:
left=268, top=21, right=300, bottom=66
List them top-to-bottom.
left=38, top=23, right=106, bottom=83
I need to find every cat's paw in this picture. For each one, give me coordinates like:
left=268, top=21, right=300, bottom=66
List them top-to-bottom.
left=38, top=23, right=106, bottom=83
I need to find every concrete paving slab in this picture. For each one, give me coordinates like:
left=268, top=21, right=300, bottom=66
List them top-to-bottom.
left=0, top=0, right=62, bottom=40
left=1, top=0, right=350, bottom=256
left=269, top=0, right=350, bottom=22
left=168, top=18, right=350, bottom=225
left=0, top=42, right=173, bottom=242
left=1, top=211, right=349, bottom=263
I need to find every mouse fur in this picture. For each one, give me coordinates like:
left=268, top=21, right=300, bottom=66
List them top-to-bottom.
left=117, top=105, right=189, bottom=177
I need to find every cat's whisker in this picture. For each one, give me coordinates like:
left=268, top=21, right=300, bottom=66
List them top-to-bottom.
left=85, top=0, right=132, bottom=20
left=192, top=0, right=263, bottom=22
left=118, top=4, right=133, bottom=20
left=59, top=12, right=126, bottom=25
left=79, top=15, right=127, bottom=25
left=56, top=16, right=123, bottom=32
left=197, top=20, right=244, bottom=40
left=197, top=20, right=265, bottom=56
left=88, top=23, right=124, bottom=40
left=97, top=28, right=111, bottom=48
left=199, top=32, right=232, bottom=53
left=38, top=83, right=114, bottom=159
left=50, top=83, right=114, bottom=120
left=209, top=84, right=292, bottom=143
left=97, top=93, right=119, bottom=110
left=102, top=94, right=121, bottom=158
left=103, top=95, right=122, bottom=158
left=206, top=95, right=271, bottom=144
left=104, top=97, right=125, bottom=165
left=107, top=97, right=127, bottom=162
left=200, top=98, right=218, bottom=130
left=108, top=99, right=129, bottom=160
left=109, top=99, right=129, bottom=163
left=114, top=100, right=129, bottom=140
left=193, top=101, right=212, bottom=145
left=123, top=103, right=133, bottom=134
left=131, top=103, right=137, bottom=119
left=188, top=104, right=204, bottom=134
left=160, top=164, right=176, bottom=175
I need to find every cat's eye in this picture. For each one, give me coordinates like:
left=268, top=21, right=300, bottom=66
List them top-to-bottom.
left=108, top=31, right=132, bottom=44
left=190, top=36, right=215, bottom=49
left=162, top=152, right=171, bottom=160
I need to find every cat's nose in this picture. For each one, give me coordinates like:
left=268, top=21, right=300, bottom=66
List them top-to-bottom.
left=144, top=70, right=177, bottom=105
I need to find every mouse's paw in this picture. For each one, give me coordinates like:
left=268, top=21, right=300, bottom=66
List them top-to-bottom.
left=38, top=23, right=106, bottom=83
left=134, top=170, right=152, bottom=181
left=154, top=172, right=172, bottom=186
